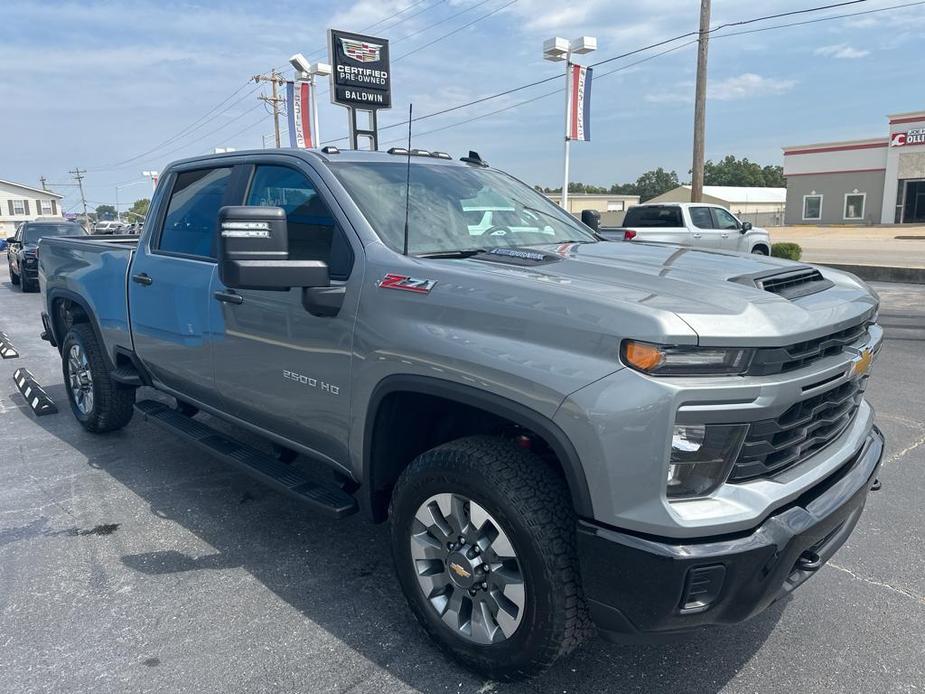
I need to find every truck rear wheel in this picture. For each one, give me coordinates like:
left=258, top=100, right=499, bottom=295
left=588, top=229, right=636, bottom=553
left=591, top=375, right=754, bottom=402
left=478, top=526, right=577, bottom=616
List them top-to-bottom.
left=61, top=323, right=136, bottom=433
left=389, top=436, right=587, bottom=680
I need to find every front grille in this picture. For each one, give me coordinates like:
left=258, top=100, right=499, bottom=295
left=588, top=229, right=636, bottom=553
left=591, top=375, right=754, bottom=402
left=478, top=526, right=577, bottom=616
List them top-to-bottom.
left=748, top=320, right=869, bottom=376
left=729, top=377, right=866, bottom=482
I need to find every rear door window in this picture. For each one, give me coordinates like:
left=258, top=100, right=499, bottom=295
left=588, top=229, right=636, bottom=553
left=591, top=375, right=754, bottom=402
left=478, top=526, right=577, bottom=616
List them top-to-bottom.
left=159, top=167, right=233, bottom=258
left=623, top=205, right=683, bottom=227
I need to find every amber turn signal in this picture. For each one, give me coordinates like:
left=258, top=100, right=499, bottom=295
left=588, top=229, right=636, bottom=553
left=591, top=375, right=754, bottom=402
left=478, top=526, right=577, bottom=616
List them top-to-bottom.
left=622, top=341, right=665, bottom=372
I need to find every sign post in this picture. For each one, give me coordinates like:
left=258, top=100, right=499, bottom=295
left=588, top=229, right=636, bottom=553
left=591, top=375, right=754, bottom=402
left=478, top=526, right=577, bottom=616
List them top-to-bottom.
left=328, top=29, right=392, bottom=150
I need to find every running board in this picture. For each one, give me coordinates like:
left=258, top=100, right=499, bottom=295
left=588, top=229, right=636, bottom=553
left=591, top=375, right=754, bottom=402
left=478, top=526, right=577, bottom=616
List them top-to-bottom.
left=134, top=400, right=358, bottom=518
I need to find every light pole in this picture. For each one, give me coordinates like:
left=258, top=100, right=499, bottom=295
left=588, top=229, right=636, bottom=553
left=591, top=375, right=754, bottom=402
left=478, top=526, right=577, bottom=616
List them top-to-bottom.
left=543, top=36, right=596, bottom=212
left=289, top=53, right=332, bottom=146
left=142, top=170, right=159, bottom=192
left=114, top=179, right=145, bottom=222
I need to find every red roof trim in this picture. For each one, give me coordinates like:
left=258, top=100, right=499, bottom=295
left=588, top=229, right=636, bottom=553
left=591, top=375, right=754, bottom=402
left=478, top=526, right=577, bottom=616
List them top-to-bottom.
left=889, top=115, right=925, bottom=125
left=784, top=141, right=888, bottom=156
left=785, top=168, right=886, bottom=177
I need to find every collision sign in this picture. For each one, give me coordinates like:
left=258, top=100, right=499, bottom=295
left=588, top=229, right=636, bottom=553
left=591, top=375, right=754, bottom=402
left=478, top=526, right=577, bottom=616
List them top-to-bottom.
left=890, top=128, right=925, bottom=147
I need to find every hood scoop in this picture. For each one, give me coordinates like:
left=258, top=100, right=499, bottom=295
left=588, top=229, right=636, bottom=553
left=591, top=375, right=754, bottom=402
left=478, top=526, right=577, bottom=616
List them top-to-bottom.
left=731, top=266, right=834, bottom=300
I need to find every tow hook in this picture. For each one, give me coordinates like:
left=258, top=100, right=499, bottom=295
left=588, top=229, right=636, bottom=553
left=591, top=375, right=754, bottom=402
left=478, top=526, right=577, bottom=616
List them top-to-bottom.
left=870, top=478, right=882, bottom=491
left=796, top=550, right=823, bottom=571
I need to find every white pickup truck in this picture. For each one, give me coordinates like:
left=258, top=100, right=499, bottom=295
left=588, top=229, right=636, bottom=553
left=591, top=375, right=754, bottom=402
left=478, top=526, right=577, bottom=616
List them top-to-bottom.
left=602, top=202, right=772, bottom=255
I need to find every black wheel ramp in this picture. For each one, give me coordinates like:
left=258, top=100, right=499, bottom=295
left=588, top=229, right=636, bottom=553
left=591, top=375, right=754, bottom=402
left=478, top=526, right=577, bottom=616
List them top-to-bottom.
left=1, top=332, right=19, bottom=359
left=12, top=368, right=58, bottom=416
left=134, top=400, right=358, bottom=518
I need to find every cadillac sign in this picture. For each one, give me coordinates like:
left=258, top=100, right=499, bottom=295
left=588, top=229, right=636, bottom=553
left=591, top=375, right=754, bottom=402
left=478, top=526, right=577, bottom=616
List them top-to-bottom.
left=329, top=29, right=391, bottom=109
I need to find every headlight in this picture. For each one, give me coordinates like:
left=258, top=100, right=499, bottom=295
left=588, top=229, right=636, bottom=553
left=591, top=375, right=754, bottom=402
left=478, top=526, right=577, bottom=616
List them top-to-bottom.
left=622, top=340, right=753, bottom=376
left=667, top=424, right=748, bottom=499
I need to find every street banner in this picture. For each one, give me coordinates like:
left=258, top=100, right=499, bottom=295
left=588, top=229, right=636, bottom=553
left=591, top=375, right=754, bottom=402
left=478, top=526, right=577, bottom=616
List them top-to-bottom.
left=568, top=64, right=593, bottom=141
left=287, top=80, right=313, bottom=148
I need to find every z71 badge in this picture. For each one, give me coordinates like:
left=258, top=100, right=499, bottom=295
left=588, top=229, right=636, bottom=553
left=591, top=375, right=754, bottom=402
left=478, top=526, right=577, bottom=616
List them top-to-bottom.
left=377, top=273, right=437, bottom=294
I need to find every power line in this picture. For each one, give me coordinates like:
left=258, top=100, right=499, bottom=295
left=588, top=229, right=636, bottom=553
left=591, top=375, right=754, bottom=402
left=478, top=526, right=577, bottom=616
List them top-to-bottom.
left=327, top=0, right=881, bottom=145
left=378, top=0, right=924, bottom=149
left=392, top=0, right=496, bottom=45
left=393, top=0, right=518, bottom=60
left=710, top=0, right=925, bottom=40
left=382, top=39, right=700, bottom=146
left=89, top=81, right=258, bottom=171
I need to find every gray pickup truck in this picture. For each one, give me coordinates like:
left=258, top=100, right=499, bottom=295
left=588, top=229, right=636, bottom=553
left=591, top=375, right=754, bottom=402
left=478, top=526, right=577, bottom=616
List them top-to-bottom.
left=38, top=147, right=884, bottom=680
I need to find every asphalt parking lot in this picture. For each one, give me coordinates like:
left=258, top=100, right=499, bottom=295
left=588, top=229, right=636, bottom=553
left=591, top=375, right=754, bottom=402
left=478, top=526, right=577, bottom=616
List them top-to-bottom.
left=1, top=264, right=923, bottom=694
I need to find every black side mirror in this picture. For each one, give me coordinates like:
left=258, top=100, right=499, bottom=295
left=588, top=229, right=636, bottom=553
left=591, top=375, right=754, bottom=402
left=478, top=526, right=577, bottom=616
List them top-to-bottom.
left=217, top=206, right=329, bottom=291
left=581, top=209, right=601, bottom=232
left=740, top=221, right=752, bottom=233
left=6, top=237, right=17, bottom=244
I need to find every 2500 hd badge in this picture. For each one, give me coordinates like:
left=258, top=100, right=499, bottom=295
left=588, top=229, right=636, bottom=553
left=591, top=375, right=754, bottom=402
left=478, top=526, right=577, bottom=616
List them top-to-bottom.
left=283, top=370, right=340, bottom=395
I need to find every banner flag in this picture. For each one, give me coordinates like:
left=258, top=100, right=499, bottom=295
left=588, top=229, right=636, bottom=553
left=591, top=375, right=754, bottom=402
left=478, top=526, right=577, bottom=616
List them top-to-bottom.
left=568, top=65, right=593, bottom=142
left=286, top=80, right=313, bottom=148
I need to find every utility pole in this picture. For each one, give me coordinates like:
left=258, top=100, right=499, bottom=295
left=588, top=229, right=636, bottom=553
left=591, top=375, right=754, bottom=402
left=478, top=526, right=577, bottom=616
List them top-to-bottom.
left=690, top=0, right=711, bottom=203
left=254, top=69, right=286, bottom=148
left=69, top=168, right=88, bottom=221
left=40, top=176, right=48, bottom=191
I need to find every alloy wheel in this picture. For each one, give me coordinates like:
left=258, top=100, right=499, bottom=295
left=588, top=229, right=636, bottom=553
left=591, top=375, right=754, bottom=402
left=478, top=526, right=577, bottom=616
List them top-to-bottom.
left=67, top=344, right=94, bottom=415
left=410, top=493, right=526, bottom=645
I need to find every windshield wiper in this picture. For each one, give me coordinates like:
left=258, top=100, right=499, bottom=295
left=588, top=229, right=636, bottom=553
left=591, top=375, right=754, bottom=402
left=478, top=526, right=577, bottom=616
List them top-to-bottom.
left=416, top=248, right=489, bottom=259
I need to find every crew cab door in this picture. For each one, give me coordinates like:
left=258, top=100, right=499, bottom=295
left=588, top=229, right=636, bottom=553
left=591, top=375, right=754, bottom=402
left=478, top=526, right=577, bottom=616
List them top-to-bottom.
left=210, top=161, right=360, bottom=467
left=129, top=166, right=235, bottom=407
left=687, top=206, right=724, bottom=249
left=707, top=207, right=743, bottom=250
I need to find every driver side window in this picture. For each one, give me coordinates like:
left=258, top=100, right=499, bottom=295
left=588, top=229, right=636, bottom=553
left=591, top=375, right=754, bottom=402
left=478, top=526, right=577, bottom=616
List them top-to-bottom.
left=246, top=165, right=353, bottom=280
left=711, top=208, right=740, bottom=230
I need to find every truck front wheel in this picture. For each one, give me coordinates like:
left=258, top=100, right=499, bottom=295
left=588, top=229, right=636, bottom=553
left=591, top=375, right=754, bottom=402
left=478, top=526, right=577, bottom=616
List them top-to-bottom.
left=61, top=323, right=136, bottom=433
left=389, top=436, right=588, bottom=680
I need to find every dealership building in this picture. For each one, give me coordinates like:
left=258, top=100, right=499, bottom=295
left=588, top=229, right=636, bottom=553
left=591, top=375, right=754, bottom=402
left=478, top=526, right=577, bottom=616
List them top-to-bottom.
left=783, top=110, right=925, bottom=225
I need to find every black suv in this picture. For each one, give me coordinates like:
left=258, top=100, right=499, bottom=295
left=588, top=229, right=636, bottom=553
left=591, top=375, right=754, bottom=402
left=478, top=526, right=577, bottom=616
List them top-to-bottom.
left=6, top=221, right=87, bottom=292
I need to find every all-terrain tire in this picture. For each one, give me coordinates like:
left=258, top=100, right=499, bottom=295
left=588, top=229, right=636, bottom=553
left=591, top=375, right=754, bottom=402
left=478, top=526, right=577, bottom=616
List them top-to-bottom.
left=751, top=246, right=769, bottom=255
left=9, top=263, right=20, bottom=285
left=61, top=323, right=136, bottom=433
left=389, top=435, right=589, bottom=681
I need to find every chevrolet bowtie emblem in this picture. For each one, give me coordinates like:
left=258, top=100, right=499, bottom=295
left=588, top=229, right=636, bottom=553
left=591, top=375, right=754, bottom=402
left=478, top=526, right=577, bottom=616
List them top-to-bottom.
left=850, top=347, right=874, bottom=378
left=449, top=562, right=471, bottom=579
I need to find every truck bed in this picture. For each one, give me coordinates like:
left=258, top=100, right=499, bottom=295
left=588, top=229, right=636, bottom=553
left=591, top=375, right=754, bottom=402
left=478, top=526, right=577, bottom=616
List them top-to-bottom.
left=40, top=235, right=137, bottom=363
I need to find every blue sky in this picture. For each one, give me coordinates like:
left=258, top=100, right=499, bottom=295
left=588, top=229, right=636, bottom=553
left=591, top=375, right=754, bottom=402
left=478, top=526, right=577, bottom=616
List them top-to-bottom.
left=2, top=0, right=925, bottom=213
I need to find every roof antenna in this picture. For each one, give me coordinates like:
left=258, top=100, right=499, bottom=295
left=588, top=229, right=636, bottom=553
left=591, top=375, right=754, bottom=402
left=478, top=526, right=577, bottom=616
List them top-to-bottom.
left=402, top=103, right=413, bottom=256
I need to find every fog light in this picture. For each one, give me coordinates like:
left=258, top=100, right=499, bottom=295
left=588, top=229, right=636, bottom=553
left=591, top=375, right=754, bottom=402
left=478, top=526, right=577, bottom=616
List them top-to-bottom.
left=668, top=424, right=748, bottom=499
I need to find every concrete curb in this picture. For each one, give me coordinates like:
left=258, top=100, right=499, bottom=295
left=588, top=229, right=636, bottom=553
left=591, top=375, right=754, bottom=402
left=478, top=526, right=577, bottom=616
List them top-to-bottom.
left=818, top=262, right=925, bottom=285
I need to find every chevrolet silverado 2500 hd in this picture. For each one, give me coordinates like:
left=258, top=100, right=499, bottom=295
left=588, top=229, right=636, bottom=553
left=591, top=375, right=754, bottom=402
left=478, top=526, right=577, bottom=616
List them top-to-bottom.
left=38, top=148, right=883, bottom=680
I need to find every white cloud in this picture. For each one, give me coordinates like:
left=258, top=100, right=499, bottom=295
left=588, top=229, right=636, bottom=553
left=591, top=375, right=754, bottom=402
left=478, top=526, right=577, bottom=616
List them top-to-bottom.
left=814, top=43, right=870, bottom=59
left=646, top=73, right=796, bottom=103
left=709, top=73, right=797, bottom=100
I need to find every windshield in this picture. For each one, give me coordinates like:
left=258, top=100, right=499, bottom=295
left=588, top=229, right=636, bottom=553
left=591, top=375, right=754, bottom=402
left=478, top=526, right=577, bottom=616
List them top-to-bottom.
left=329, top=162, right=596, bottom=255
left=623, top=205, right=683, bottom=228
left=22, top=224, right=86, bottom=243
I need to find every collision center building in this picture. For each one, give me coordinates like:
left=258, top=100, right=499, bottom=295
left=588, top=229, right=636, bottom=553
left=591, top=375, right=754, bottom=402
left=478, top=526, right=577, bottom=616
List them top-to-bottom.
left=783, top=110, right=925, bottom=225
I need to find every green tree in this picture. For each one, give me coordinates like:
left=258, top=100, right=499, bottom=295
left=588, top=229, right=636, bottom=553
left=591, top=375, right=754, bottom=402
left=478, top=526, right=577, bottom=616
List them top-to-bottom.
left=702, top=156, right=785, bottom=187
left=761, top=164, right=785, bottom=187
left=633, top=168, right=680, bottom=202
left=124, top=198, right=150, bottom=222
left=95, top=204, right=117, bottom=221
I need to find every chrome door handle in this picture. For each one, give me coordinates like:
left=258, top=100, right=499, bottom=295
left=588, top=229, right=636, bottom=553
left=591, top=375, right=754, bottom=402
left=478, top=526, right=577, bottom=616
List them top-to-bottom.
left=132, top=273, right=153, bottom=286
left=213, top=291, right=244, bottom=305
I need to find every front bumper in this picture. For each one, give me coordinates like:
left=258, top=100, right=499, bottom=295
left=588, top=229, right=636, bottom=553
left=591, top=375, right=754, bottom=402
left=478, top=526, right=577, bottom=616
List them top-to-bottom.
left=577, top=426, right=883, bottom=638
